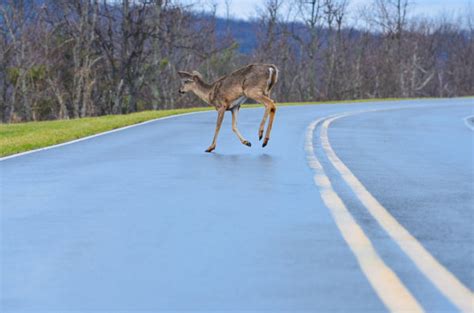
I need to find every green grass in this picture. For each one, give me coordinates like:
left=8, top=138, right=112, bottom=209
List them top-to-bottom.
left=0, top=97, right=446, bottom=157
left=0, top=107, right=213, bottom=157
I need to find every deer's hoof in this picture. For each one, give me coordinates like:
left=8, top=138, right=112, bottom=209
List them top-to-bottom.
left=258, top=133, right=263, bottom=141
left=262, top=138, right=269, bottom=147
left=243, top=140, right=252, bottom=147
left=205, top=146, right=215, bottom=153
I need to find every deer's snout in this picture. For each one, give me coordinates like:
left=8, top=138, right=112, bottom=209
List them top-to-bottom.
left=178, top=88, right=186, bottom=94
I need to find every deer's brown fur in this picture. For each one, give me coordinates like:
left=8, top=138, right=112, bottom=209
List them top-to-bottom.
left=178, top=63, right=279, bottom=152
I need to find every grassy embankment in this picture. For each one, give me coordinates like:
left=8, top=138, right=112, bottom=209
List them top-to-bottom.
left=0, top=98, right=425, bottom=157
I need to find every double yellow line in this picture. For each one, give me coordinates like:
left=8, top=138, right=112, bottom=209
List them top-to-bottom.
left=306, top=107, right=474, bottom=312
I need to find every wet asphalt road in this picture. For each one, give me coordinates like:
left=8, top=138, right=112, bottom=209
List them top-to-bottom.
left=1, top=98, right=473, bottom=312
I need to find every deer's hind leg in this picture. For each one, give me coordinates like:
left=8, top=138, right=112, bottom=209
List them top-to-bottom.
left=250, top=93, right=277, bottom=147
left=261, top=96, right=276, bottom=147
left=231, top=107, right=251, bottom=147
left=258, top=107, right=269, bottom=141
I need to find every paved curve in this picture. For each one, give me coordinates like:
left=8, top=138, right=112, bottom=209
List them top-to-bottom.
left=1, top=98, right=473, bottom=312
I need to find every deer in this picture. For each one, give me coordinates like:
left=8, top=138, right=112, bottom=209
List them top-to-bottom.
left=178, top=63, right=279, bottom=153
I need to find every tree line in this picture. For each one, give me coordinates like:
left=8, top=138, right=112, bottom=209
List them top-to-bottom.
left=0, top=0, right=472, bottom=122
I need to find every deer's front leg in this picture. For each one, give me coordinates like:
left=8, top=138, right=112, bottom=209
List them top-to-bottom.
left=205, top=107, right=226, bottom=153
left=231, top=107, right=251, bottom=147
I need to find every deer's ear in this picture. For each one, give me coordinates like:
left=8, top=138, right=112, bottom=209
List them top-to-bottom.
left=178, top=71, right=191, bottom=78
left=192, top=71, right=203, bottom=81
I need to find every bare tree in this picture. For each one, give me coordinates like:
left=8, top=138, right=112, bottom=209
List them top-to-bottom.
left=0, top=0, right=472, bottom=123
left=0, top=0, right=37, bottom=121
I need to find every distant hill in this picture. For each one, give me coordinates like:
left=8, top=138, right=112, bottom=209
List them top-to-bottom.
left=0, top=0, right=260, bottom=53
left=1, top=0, right=361, bottom=54
left=215, top=18, right=259, bottom=54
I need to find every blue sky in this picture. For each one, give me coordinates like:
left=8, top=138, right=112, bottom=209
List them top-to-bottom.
left=184, top=0, right=472, bottom=21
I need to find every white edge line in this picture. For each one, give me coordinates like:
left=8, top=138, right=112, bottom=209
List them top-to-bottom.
left=0, top=105, right=273, bottom=162
left=0, top=111, right=211, bottom=162
left=463, top=115, right=474, bottom=131
left=305, top=116, right=424, bottom=313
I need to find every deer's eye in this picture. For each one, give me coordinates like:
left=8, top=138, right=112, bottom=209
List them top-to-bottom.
left=184, top=80, right=193, bottom=84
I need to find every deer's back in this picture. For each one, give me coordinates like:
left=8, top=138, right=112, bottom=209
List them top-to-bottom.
left=211, top=64, right=278, bottom=105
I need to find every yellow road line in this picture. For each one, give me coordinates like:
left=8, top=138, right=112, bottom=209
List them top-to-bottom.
left=320, top=111, right=474, bottom=312
left=305, top=118, right=424, bottom=313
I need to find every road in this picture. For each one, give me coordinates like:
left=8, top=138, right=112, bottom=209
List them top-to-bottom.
left=1, top=98, right=473, bottom=312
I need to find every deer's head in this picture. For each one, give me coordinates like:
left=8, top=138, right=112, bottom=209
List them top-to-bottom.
left=178, top=71, right=203, bottom=94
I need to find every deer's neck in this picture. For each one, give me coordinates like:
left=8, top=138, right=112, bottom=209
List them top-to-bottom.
left=192, top=79, right=213, bottom=104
